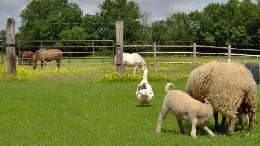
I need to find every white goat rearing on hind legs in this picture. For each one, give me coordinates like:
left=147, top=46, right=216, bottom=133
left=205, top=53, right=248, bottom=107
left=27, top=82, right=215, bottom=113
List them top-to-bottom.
left=136, top=66, right=154, bottom=106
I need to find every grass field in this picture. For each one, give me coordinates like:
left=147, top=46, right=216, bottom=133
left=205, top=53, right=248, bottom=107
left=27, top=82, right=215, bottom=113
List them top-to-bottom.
left=0, top=55, right=259, bottom=145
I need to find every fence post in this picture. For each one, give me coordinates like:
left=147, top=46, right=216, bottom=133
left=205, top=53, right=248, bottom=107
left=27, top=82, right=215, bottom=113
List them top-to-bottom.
left=6, top=18, right=16, bottom=76
left=115, top=21, right=124, bottom=74
left=92, top=42, right=95, bottom=56
left=153, top=42, right=157, bottom=71
left=192, top=43, right=196, bottom=68
left=228, top=45, right=231, bottom=63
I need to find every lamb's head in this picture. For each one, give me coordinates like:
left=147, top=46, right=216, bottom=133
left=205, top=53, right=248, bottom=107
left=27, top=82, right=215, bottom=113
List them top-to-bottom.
left=203, top=98, right=214, bottom=113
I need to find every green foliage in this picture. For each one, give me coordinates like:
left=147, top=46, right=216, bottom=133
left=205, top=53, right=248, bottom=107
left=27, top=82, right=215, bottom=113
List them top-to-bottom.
left=16, top=0, right=260, bottom=51
left=19, top=0, right=83, bottom=41
left=99, top=0, right=143, bottom=43
left=151, top=0, right=260, bottom=46
left=81, top=14, right=102, bottom=40
left=96, top=72, right=171, bottom=82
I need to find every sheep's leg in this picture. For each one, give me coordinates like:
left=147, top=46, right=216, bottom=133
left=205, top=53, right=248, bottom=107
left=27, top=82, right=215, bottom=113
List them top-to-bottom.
left=134, top=65, right=138, bottom=75
left=156, top=106, right=169, bottom=133
left=248, top=111, right=255, bottom=133
left=213, top=112, right=220, bottom=131
left=238, top=114, right=244, bottom=129
left=219, top=115, right=226, bottom=131
left=190, top=118, right=198, bottom=138
left=227, top=118, right=237, bottom=136
left=177, top=119, right=185, bottom=134
left=203, top=126, right=215, bottom=137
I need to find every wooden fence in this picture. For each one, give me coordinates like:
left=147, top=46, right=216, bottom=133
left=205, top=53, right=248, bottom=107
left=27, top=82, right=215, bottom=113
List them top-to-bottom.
left=124, top=43, right=260, bottom=70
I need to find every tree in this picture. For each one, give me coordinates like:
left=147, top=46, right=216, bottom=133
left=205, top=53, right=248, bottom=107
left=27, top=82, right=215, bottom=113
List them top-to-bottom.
left=19, top=0, right=83, bottom=41
left=99, top=0, right=142, bottom=43
left=139, top=11, right=153, bottom=43
left=81, top=13, right=102, bottom=40
left=59, top=26, right=89, bottom=54
left=0, top=30, right=6, bottom=41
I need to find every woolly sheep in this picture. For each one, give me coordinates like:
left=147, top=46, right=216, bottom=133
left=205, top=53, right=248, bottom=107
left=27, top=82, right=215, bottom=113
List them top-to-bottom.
left=186, top=61, right=257, bottom=136
left=156, top=83, right=215, bottom=138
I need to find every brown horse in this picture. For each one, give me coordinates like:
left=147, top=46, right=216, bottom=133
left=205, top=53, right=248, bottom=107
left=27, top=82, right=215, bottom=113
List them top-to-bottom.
left=32, top=49, right=62, bottom=70
left=19, top=51, right=34, bottom=65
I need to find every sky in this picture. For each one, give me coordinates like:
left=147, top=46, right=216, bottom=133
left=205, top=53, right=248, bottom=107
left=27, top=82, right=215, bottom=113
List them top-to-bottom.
left=0, top=0, right=257, bottom=32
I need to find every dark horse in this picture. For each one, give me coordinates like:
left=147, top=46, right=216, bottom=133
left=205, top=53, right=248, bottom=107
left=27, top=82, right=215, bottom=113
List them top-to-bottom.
left=32, top=49, right=62, bottom=70
left=19, top=51, right=34, bottom=65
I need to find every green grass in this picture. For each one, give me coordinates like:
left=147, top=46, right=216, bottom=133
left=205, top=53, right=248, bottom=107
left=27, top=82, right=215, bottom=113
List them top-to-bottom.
left=0, top=56, right=259, bottom=145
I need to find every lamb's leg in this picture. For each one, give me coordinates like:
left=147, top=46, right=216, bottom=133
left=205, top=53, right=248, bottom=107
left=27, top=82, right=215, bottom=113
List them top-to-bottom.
left=156, top=106, right=169, bottom=133
left=245, top=114, right=249, bottom=126
left=190, top=118, right=198, bottom=138
left=227, top=118, right=237, bottom=136
left=177, top=119, right=185, bottom=134
left=203, top=126, right=216, bottom=137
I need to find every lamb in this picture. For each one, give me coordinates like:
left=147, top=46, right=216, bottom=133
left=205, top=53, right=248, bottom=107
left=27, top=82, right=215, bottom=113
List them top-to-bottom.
left=186, top=61, right=257, bottom=136
left=136, top=66, right=154, bottom=106
left=156, top=83, right=215, bottom=138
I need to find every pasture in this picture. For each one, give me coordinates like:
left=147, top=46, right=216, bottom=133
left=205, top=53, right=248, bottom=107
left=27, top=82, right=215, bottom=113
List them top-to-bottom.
left=0, top=55, right=259, bottom=145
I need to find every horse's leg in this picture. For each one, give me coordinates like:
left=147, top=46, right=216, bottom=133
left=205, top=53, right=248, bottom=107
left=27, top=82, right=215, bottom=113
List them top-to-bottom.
left=56, top=59, right=61, bottom=69
left=41, top=60, right=44, bottom=69
left=44, top=60, right=47, bottom=69
left=134, top=65, right=138, bottom=75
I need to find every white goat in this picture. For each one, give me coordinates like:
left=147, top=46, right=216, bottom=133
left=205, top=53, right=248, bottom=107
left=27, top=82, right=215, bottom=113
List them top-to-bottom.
left=114, top=53, right=146, bottom=75
left=136, top=66, right=154, bottom=106
left=156, top=83, right=215, bottom=138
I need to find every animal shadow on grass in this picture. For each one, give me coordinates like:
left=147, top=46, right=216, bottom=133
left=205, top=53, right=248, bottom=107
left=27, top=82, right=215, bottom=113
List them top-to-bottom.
left=136, top=104, right=152, bottom=107
left=215, top=122, right=246, bottom=135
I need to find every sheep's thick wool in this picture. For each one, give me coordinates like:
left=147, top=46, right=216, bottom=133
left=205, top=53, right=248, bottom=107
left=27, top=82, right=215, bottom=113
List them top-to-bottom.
left=186, top=61, right=257, bottom=135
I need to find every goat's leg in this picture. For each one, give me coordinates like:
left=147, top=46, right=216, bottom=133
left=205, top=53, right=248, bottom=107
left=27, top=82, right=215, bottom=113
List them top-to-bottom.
left=156, top=106, right=169, bottom=133
left=190, top=118, right=198, bottom=138
left=227, top=118, right=237, bottom=136
left=177, top=119, right=185, bottom=134
left=203, top=126, right=215, bottom=137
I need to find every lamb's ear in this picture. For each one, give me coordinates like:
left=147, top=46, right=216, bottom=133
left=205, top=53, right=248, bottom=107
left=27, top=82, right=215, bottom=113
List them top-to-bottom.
left=204, top=98, right=210, bottom=103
